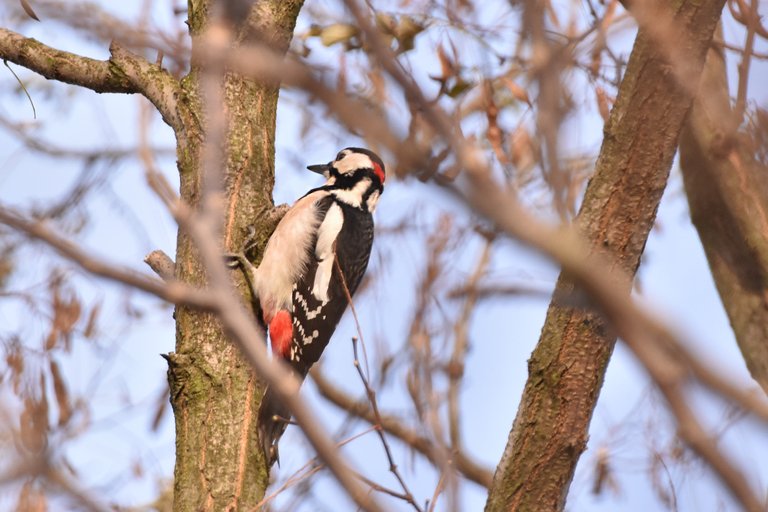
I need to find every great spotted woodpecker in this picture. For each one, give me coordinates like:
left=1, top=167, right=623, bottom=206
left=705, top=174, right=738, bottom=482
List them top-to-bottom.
left=230, top=147, right=385, bottom=463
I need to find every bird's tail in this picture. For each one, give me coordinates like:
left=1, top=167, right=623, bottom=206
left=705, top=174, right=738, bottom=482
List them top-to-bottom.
left=257, top=386, right=292, bottom=466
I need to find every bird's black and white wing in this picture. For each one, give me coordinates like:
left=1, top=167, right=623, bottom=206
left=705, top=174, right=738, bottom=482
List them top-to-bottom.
left=288, top=200, right=375, bottom=377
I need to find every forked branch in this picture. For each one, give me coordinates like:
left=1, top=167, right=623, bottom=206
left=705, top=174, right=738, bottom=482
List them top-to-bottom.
left=0, top=28, right=185, bottom=132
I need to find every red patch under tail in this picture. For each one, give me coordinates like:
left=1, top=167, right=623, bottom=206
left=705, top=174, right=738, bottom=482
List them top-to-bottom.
left=269, top=310, right=293, bottom=359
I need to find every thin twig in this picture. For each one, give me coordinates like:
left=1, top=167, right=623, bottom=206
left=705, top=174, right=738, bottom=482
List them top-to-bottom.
left=733, top=0, right=759, bottom=121
left=178, top=20, right=387, bottom=512
left=3, top=60, right=36, bottom=118
left=0, top=205, right=217, bottom=311
left=448, top=238, right=492, bottom=450
left=334, top=254, right=421, bottom=512
left=334, top=256, right=423, bottom=511
left=351, top=337, right=423, bottom=512
left=312, top=369, right=493, bottom=488
left=251, top=426, right=378, bottom=511
left=427, top=467, right=449, bottom=512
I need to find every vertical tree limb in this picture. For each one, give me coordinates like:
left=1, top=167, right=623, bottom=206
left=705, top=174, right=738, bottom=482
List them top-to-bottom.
left=168, top=1, right=305, bottom=510
left=484, top=1, right=726, bottom=510
left=680, top=29, right=768, bottom=395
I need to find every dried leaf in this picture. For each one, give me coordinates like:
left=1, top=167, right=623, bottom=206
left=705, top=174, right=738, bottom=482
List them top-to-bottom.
left=20, top=0, right=40, bottom=21
left=545, top=0, right=560, bottom=29
left=375, top=13, right=397, bottom=35
left=395, top=16, right=424, bottom=53
left=306, top=24, right=322, bottom=37
left=320, top=24, right=359, bottom=47
left=437, top=45, right=457, bottom=81
left=502, top=78, right=532, bottom=106
left=447, top=79, right=473, bottom=98
left=485, top=81, right=510, bottom=165
left=595, top=87, right=611, bottom=122
left=510, top=126, right=536, bottom=172
left=0, top=251, right=13, bottom=288
left=46, top=281, right=82, bottom=351
left=83, top=302, right=100, bottom=339
left=5, top=337, right=24, bottom=394
left=49, top=360, right=72, bottom=427
left=151, top=385, right=169, bottom=432
left=20, top=389, right=48, bottom=453
left=591, top=446, right=617, bottom=496
left=132, top=458, right=144, bottom=478
left=16, top=480, right=47, bottom=512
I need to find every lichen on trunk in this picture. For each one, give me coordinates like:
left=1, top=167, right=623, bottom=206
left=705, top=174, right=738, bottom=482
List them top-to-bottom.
left=167, top=1, right=304, bottom=510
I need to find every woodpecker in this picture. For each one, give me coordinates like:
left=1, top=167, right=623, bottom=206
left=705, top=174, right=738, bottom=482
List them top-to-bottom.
left=230, top=147, right=385, bottom=464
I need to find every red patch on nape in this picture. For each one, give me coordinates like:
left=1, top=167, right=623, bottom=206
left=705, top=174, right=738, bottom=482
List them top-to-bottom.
left=372, top=161, right=386, bottom=184
left=269, top=310, right=293, bottom=359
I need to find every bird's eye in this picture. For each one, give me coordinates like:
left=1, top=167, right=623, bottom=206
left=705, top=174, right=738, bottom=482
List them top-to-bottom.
left=335, top=152, right=345, bottom=162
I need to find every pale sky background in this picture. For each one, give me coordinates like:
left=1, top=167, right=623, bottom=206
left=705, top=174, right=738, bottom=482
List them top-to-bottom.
left=0, top=1, right=767, bottom=511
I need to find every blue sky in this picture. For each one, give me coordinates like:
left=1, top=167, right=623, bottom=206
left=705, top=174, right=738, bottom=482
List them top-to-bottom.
left=0, top=1, right=767, bottom=510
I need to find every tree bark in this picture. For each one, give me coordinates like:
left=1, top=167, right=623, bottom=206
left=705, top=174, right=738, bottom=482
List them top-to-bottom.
left=484, top=1, right=725, bottom=511
left=167, top=2, right=303, bottom=510
left=679, top=31, right=768, bottom=396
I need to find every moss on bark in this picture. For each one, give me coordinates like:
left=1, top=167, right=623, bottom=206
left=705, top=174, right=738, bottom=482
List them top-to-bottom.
left=169, top=2, right=304, bottom=510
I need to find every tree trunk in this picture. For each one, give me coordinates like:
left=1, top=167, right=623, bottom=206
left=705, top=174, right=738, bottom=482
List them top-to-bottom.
left=484, top=1, right=725, bottom=510
left=168, top=2, right=303, bottom=510
left=679, top=30, right=768, bottom=396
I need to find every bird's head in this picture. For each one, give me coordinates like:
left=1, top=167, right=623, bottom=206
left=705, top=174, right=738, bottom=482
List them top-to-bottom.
left=307, top=147, right=386, bottom=188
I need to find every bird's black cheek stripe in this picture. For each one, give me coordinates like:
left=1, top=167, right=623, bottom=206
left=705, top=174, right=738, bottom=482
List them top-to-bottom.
left=361, top=184, right=382, bottom=210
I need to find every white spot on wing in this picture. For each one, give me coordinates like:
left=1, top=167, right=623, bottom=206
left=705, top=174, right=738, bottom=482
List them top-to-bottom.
left=312, top=203, right=344, bottom=302
left=295, top=289, right=325, bottom=320
left=293, top=315, right=321, bottom=346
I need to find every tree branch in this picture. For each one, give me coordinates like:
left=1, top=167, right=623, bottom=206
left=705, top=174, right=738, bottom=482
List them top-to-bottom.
left=475, top=0, right=728, bottom=508
left=0, top=27, right=132, bottom=92
left=680, top=27, right=768, bottom=396
left=0, top=28, right=184, bottom=131
left=108, top=42, right=184, bottom=131
left=0, top=205, right=217, bottom=311
left=312, top=369, right=494, bottom=489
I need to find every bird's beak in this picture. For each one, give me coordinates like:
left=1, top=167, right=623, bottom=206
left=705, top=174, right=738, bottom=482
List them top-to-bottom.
left=307, top=163, right=331, bottom=175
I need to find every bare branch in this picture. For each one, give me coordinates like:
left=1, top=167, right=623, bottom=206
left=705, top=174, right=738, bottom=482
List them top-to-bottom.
left=733, top=0, right=760, bottom=121
left=186, top=21, right=387, bottom=512
left=0, top=27, right=134, bottom=92
left=0, top=28, right=185, bottom=131
left=108, top=42, right=184, bottom=131
left=0, top=114, right=174, bottom=161
left=0, top=205, right=216, bottom=310
left=448, top=238, right=492, bottom=451
left=144, top=250, right=176, bottom=281
left=350, top=337, right=422, bottom=512
left=312, top=369, right=494, bottom=488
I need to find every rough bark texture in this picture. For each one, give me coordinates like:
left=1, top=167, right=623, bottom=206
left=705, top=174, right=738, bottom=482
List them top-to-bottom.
left=484, top=1, right=725, bottom=511
left=167, top=2, right=304, bottom=511
left=0, top=3, right=302, bottom=507
left=679, top=38, right=768, bottom=396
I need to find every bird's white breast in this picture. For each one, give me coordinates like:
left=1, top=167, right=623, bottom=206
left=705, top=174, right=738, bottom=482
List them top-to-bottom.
left=255, top=191, right=327, bottom=314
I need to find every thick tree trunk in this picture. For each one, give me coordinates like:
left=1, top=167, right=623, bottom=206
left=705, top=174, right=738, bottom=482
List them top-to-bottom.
left=484, top=1, right=725, bottom=511
left=168, top=2, right=303, bottom=510
left=680, top=32, right=768, bottom=396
